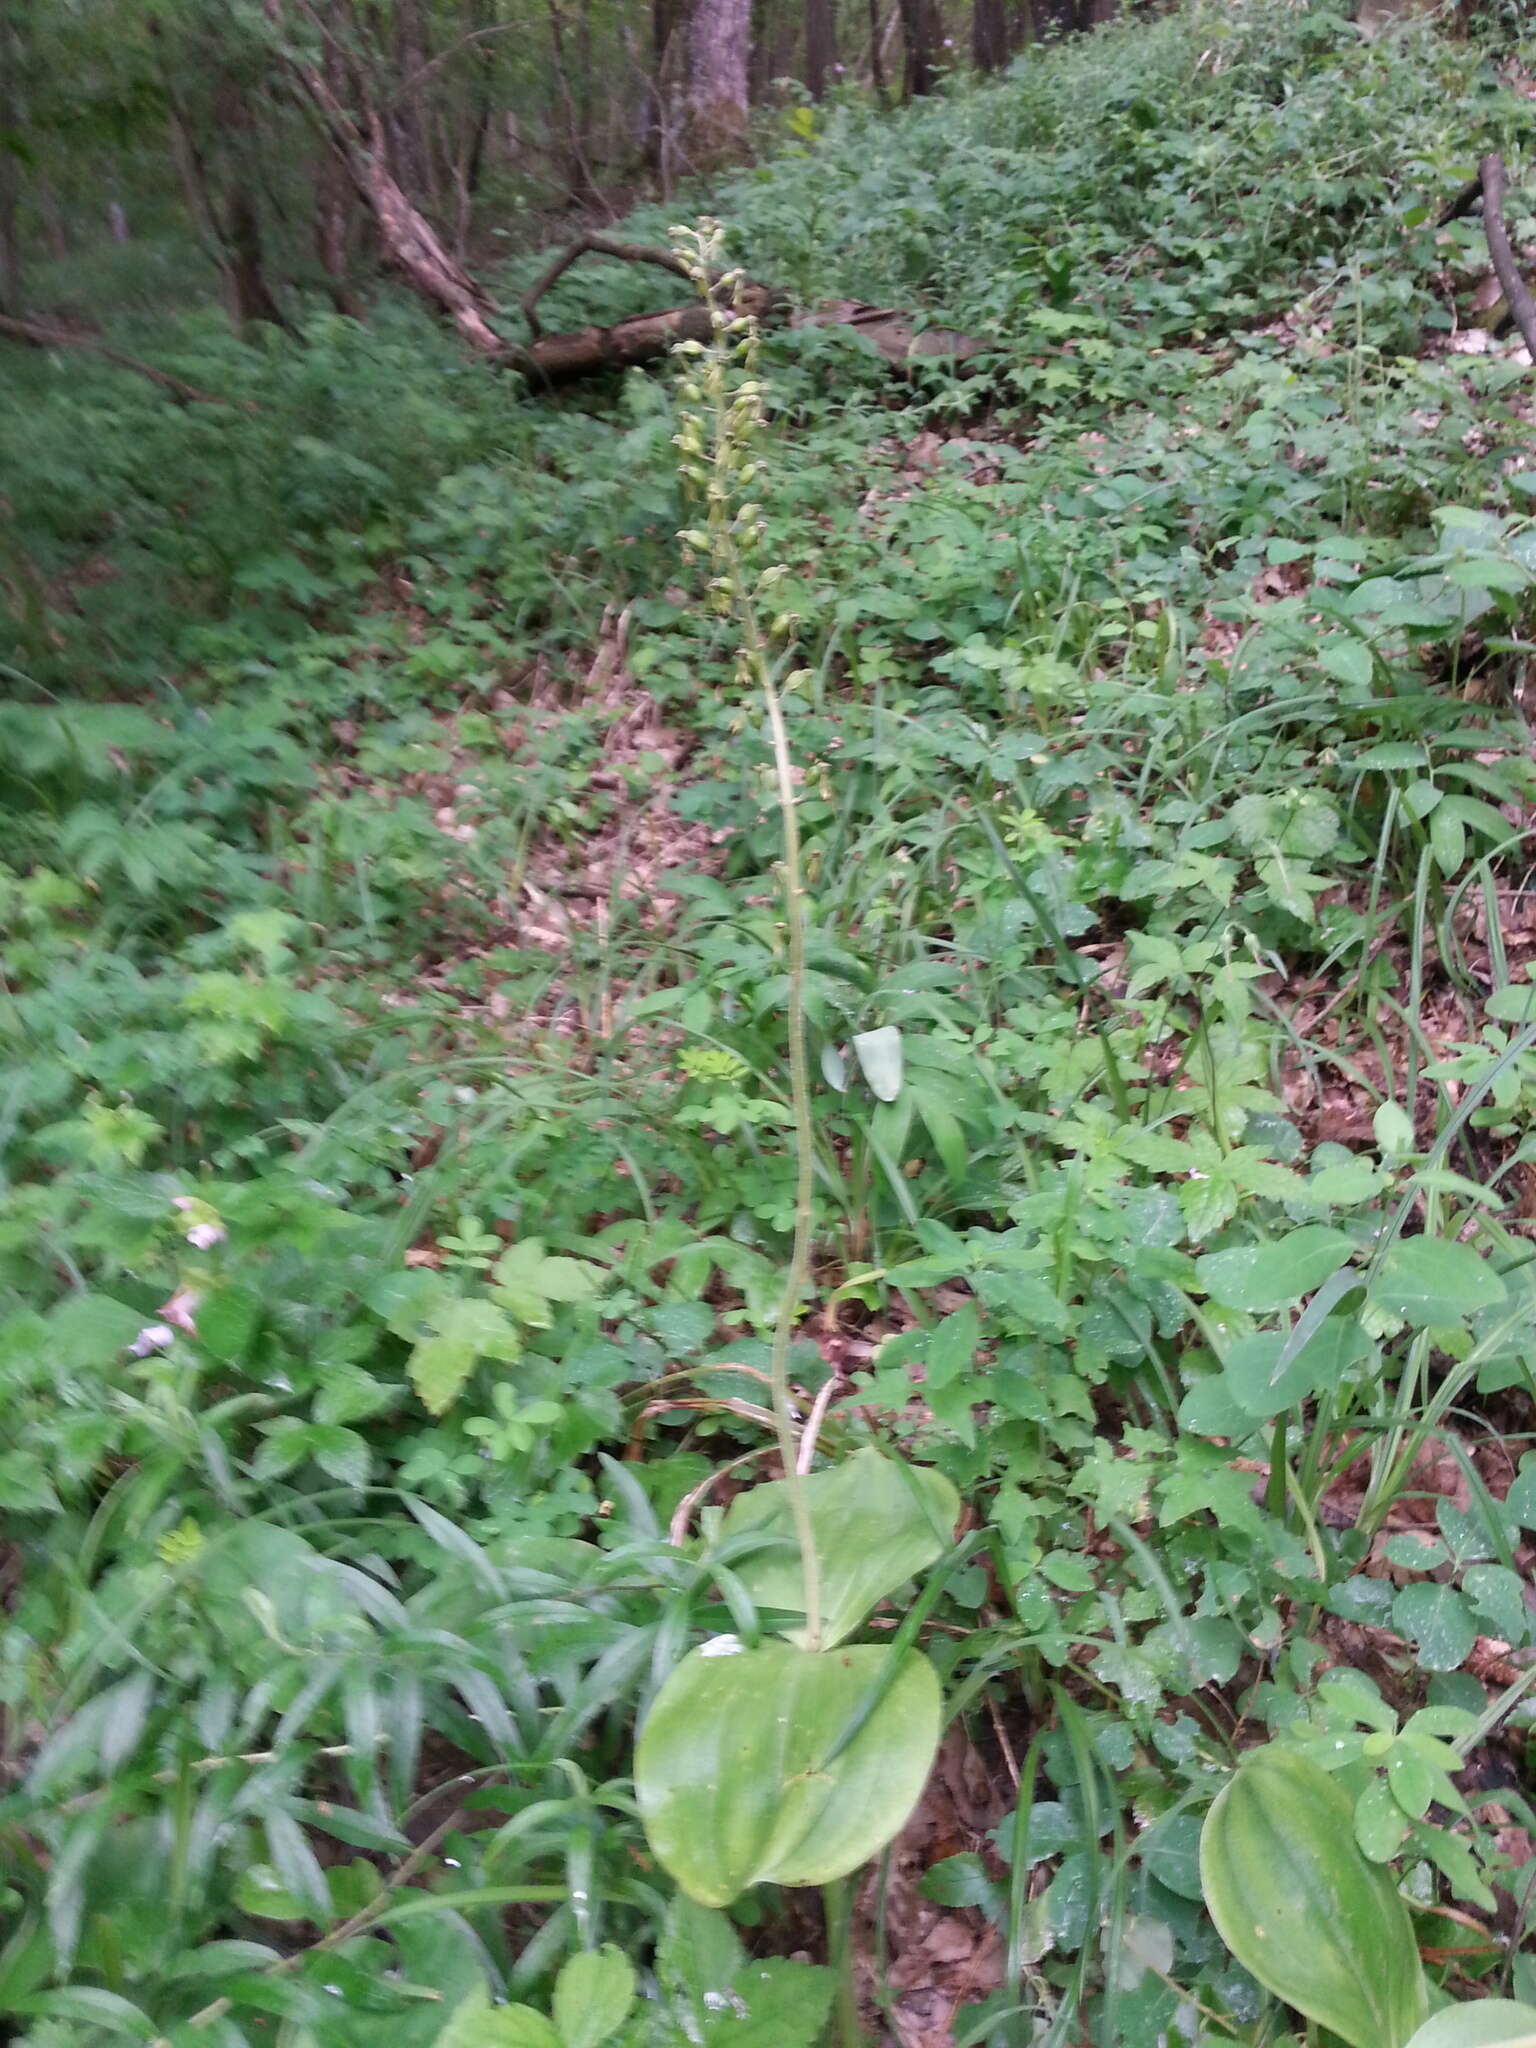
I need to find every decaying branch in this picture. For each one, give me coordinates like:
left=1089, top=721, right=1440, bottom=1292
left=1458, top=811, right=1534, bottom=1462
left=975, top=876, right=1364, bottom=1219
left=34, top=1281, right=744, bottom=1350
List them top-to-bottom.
left=264, top=0, right=506, bottom=355
left=1478, top=153, right=1536, bottom=367
left=519, top=230, right=723, bottom=341
left=509, top=233, right=991, bottom=385
left=509, top=283, right=784, bottom=383
left=0, top=313, right=236, bottom=404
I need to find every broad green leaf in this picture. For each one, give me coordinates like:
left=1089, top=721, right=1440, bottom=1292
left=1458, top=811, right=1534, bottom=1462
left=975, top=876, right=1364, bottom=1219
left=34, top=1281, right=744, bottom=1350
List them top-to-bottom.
left=1319, top=636, right=1373, bottom=687
left=1431, top=802, right=1466, bottom=876
left=1487, top=982, right=1536, bottom=1023
left=852, top=1024, right=903, bottom=1101
left=1374, top=1101, right=1416, bottom=1156
left=1310, top=1157, right=1385, bottom=1205
left=1195, top=1226, right=1353, bottom=1313
left=492, top=1238, right=601, bottom=1320
left=1371, top=1240, right=1506, bottom=1328
left=368, top=1265, right=448, bottom=1331
left=197, top=1285, right=262, bottom=1362
left=47, top=1291, right=146, bottom=1368
left=409, top=1296, right=522, bottom=1415
left=1221, top=1315, right=1369, bottom=1418
left=721, top=1447, right=959, bottom=1649
left=1393, top=1582, right=1476, bottom=1672
left=636, top=1638, right=942, bottom=1905
left=1386, top=1744, right=1437, bottom=1820
left=1200, top=1747, right=1426, bottom=2048
left=1354, top=1775, right=1409, bottom=1860
left=1139, top=1812, right=1205, bottom=1901
left=919, top=1853, right=1003, bottom=1910
left=233, top=1864, right=320, bottom=1926
left=656, top=1896, right=745, bottom=2021
left=655, top=1906, right=833, bottom=2048
left=552, top=1946, right=635, bottom=2048
left=713, top=1956, right=835, bottom=2046
left=433, top=1986, right=559, bottom=2048
left=1403, top=2006, right=1536, bottom=2048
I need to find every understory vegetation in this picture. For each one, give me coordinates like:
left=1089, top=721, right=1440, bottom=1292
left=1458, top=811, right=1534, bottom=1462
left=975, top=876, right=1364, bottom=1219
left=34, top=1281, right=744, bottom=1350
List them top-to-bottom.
left=12, top=5, right=1536, bottom=2043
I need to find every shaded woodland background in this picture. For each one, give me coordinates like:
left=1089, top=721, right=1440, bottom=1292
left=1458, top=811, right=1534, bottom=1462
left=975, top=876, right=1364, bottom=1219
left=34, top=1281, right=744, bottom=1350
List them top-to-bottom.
left=0, top=0, right=1231, bottom=348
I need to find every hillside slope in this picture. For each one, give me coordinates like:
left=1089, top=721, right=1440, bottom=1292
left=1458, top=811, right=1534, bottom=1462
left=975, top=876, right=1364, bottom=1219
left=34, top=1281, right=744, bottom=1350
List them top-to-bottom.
left=7, top=10, right=1536, bottom=2043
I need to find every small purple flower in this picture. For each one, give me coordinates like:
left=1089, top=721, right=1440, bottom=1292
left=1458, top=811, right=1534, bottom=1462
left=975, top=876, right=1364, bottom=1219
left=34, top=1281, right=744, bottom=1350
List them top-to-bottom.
left=185, top=1223, right=226, bottom=1251
left=129, top=1323, right=176, bottom=1357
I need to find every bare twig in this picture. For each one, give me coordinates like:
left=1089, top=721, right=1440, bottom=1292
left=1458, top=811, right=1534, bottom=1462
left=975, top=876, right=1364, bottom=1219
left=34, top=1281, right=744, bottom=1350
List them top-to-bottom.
left=1479, top=153, right=1536, bottom=365
left=520, top=230, right=722, bottom=340
left=0, top=313, right=237, bottom=405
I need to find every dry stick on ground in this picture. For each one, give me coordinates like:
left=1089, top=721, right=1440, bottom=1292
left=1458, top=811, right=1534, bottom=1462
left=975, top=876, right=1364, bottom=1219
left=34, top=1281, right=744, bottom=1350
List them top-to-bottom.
left=1479, top=152, right=1536, bottom=365
left=518, top=230, right=724, bottom=340
left=508, top=232, right=991, bottom=386
left=508, top=283, right=787, bottom=385
left=0, top=313, right=236, bottom=404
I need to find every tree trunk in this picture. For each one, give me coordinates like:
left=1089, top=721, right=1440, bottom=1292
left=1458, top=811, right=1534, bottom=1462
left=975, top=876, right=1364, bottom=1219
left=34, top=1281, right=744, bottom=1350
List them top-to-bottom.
left=266, top=0, right=504, bottom=352
left=390, top=0, right=436, bottom=207
left=546, top=0, right=597, bottom=202
left=576, top=0, right=595, bottom=184
left=648, top=0, right=677, bottom=166
left=686, top=0, right=752, bottom=165
left=804, top=0, right=835, bottom=96
left=867, top=0, right=889, bottom=102
left=897, top=0, right=934, bottom=95
left=972, top=0, right=1007, bottom=69
left=0, top=9, right=24, bottom=315
left=314, top=31, right=364, bottom=315
left=161, top=66, right=290, bottom=338
left=352, top=105, right=504, bottom=349
left=0, top=147, right=19, bottom=318
left=315, top=150, right=364, bottom=316
left=223, top=187, right=289, bottom=332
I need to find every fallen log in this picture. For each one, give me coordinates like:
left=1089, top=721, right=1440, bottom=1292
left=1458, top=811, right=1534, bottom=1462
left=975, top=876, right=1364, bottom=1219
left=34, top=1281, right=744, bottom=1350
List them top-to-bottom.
left=0, top=227, right=992, bottom=404
left=504, top=233, right=992, bottom=385
left=506, top=283, right=787, bottom=384
left=504, top=292, right=992, bottom=385
left=803, top=298, right=991, bottom=368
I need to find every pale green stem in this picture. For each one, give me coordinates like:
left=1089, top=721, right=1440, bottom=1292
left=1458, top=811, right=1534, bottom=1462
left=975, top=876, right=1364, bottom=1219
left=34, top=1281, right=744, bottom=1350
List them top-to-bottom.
left=687, top=238, right=823, bottom=1652
left=719, top=539, right=822, bottom=1650
left=755, top=621, right=824, bottom=1654
left=823, top=1876, right=863, bottom=2046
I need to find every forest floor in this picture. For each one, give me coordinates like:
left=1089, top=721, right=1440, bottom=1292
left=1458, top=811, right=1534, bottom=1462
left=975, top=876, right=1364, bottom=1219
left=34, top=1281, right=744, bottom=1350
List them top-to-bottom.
left=10, top=7, right=1536, bottom=2045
